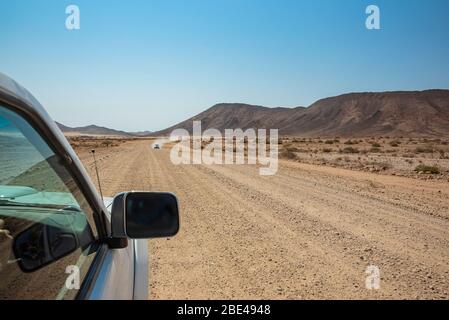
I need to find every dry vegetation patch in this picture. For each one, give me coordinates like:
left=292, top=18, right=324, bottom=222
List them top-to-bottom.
left=67, top=136, right=146, bottom=151
left=278, top=136, right=449, bottom=180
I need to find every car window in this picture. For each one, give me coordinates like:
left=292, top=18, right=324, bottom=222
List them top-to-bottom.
left=0, top=105, right=98, bottom=299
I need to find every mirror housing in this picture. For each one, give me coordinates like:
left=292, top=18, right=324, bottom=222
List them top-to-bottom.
left=110, top=192, right=180, bottom=243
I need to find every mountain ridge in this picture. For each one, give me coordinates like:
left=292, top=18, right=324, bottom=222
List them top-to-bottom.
left=57, top=89, right=449, bottom=138
left=153, top=89, right=449, bottom=137
left=56, top=122, right=138, bottom=137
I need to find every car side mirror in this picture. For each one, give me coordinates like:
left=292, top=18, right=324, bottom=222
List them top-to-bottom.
left=110, top=192, right=180, bottom=242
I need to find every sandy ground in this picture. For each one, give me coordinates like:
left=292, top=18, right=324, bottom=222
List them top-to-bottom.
left=75, top=139, right=449, bottom=300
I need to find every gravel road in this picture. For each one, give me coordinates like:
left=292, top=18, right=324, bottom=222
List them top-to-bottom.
left=76, top=140, right=449, bottom=300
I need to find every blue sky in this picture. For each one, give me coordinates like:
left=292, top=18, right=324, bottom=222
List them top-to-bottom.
left=0, top=0, right=448, bottom=131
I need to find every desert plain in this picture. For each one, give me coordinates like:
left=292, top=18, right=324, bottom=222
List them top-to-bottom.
left=70, top=135, right=449, bottom=299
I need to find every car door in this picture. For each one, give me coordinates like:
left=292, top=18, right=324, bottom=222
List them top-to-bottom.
left=81, top=196, right=150, bottom=300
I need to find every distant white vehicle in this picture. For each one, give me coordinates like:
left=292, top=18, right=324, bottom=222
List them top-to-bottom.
left=0, top=73, right=179, bottom=300
left=154, top=144, right=160, bottom=149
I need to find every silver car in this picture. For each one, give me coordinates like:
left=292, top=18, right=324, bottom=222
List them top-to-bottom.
left=0, top=73, right=179, bottom=300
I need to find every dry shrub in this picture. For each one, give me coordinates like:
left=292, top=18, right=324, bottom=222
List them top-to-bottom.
left=415, top=145, right=434, bottom=153
left=341, top=147, right=359, bottom=154
left=280, top=149, right=298, bottom=160
left=414, top=164, right=440, bottom=174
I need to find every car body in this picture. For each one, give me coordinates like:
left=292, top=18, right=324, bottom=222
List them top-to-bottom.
left=0, top=73, right=179, bottom=300
left=154, top=144, right=160, bottom=149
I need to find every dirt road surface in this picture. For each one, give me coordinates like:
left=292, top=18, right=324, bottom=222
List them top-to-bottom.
left=76, top=140, right=449, bottom=300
